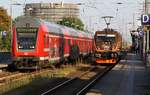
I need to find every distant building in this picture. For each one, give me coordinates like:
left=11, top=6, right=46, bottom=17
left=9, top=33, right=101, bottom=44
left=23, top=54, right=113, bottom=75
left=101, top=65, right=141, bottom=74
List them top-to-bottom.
left=24, top=2, right=79, bottom=23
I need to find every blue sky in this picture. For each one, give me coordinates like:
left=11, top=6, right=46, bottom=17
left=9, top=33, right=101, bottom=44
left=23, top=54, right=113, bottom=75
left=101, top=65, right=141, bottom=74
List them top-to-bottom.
left=0, top=0, right=144, bottom=43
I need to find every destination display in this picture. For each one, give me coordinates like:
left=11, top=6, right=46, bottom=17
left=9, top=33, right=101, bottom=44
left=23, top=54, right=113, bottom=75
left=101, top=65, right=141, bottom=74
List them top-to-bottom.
left=16, top=28, right=38, bottom=33
left=97, top=34, right=105, bottom=36
left=107, top=34, right=115, bottom=37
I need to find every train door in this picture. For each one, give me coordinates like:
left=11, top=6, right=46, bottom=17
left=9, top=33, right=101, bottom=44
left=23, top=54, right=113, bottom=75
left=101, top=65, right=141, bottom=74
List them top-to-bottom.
left=44, top=34, right=49, bottom=57
left=59, top=35, right=65, bottom=62
left=48, top=36, right=58, bottom=63
left=48, top=36, right=55, bottom=62
left=48, top=37, right=51, bottom=60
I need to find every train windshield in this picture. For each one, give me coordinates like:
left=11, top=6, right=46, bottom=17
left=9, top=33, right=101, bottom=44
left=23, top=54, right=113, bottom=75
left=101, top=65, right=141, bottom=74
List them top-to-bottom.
left=16, top=28, right=38, bottom=51
left=96, top=34, right=115, bottom=43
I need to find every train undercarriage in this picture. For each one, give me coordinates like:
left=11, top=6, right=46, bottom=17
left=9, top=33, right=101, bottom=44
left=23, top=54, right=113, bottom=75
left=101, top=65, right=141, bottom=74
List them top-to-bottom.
left=94, top=51, right=119, bottom=64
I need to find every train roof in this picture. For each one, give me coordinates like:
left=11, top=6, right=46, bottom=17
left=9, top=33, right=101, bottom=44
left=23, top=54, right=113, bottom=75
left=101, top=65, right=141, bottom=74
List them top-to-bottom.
left=14, top=16, right=93, bottom=39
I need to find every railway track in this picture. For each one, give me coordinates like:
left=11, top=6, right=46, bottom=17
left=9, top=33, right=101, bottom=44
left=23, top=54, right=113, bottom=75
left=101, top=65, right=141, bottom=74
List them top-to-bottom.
left=0, top=57, right=122, bottom=95
left=76, top=58, right=122, bottom=95
left=1, top=64, right=93, bottom=95
left=41, top=65, right=114, bottom=95
left=76, top=65, right=114, bottom=95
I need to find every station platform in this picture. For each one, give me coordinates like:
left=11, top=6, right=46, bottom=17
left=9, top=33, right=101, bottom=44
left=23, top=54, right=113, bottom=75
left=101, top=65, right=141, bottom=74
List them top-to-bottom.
left=86, top=53, right=150, bottom=95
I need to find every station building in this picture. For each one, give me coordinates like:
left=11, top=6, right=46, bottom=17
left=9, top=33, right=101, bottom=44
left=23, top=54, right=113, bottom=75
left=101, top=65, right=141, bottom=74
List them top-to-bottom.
left=24, top=2, right=79, bottom=23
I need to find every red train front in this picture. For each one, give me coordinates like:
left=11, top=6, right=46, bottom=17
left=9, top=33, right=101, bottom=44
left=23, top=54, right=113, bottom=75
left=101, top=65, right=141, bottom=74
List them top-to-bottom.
left=11, top=16, right=93, bottom=69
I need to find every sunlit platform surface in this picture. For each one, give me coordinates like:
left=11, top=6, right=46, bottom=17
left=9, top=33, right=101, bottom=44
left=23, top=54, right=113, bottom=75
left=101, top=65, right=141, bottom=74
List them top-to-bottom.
left=86, top=53, right=150, bottom=95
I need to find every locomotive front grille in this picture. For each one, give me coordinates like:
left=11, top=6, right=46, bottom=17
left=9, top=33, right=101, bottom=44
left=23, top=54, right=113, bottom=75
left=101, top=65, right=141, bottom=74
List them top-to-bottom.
left=95, top=52, right=117, bottom=59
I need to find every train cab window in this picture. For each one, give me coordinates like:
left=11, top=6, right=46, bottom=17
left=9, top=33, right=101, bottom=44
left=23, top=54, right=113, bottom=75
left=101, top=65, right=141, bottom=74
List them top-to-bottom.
left=16, top=27, right=38, bottom=51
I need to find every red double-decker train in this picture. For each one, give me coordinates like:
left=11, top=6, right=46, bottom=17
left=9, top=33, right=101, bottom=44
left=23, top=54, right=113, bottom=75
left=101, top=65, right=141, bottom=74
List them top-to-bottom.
left=11, top=16, right=93, bottom=69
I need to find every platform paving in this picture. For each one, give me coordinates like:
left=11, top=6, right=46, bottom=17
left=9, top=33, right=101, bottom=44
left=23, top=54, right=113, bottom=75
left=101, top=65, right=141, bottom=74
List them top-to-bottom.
left=86, top=53, right=150, bottom=95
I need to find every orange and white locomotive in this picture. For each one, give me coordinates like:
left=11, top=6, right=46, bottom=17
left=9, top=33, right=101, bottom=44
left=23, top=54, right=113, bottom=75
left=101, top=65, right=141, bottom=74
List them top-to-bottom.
left=94, top=28, right=122, bottom=64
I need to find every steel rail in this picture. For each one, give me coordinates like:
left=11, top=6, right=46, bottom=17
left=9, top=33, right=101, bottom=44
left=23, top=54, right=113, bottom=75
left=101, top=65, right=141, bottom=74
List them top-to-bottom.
left=76, top=58, right=122, bottom=95
left=76, top=65, right=114, bottom=95
left=41, top=66, right=96, bottom=95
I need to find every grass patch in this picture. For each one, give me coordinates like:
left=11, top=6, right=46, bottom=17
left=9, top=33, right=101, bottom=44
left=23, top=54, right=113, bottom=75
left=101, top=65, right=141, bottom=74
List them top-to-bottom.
left=0, top=65, right=78, bottom=95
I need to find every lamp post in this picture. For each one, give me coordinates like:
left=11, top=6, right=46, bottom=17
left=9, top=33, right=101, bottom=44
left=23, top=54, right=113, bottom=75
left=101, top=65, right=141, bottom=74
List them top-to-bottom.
left=10, top=0, right=24, bottom=53
left=144, top=0, right=148, bottom=64
left=10, top=1, right=23, bottom=32
left=10, top=1, right=12, bottom=34
left=116, top=2, right=123, bottom=32
left=116, top=2, right=123, bottom=17
left=89, top=16, right=96, bottom=31
left=92, top=22, right=98, bottom=32
left=125, top=22, right=132, bottom=48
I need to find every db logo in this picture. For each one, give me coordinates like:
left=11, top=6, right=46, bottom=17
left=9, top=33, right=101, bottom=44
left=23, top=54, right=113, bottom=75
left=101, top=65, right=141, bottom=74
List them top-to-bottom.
left=142, top=14, right=150, bottom=24
left=24, top=52, right=28, bottom=55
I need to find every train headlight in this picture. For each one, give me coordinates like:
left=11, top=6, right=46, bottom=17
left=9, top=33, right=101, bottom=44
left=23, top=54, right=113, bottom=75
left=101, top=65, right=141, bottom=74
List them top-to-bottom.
left=18, top=46, right=23, bottom=49
left=30, top=46, right=35, bottom=49
left=95, top=53, right=101, bottom=58
left=111, top=53, right=114, bottom=58
left=114, top=53, right=118, bottom=58
left=95, top=54, right=98, bottom=57
left=99, top=54, right=101, bottom=57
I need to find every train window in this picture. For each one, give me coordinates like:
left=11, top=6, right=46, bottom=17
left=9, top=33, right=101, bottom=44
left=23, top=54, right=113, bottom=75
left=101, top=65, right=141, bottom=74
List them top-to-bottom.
left=45, top=22, right=61, bottom=34
left=26, top=23, right=30, bottom=27
left=16, top=27, right=38, bottom=51
left=67, top=27, right=78, bottom=37
left=96, top=35, right=115, bottom=43
left=44, top=36, right=49, bottom=48
left=61, top=38, right=65, bottom=46
left=68, top=39, right=71, bottom=46
left=77, top=41, right=79, bottom=45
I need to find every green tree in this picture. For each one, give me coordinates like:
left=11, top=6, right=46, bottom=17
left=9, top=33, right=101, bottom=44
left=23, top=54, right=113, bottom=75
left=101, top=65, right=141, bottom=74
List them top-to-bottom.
left=0, top=7, right=11, bottom=51
left=0, top=7, right=10, bottom=31
left=57, top=17, right=84, bottom=31
left=2, top=32, right=11, bottom=51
